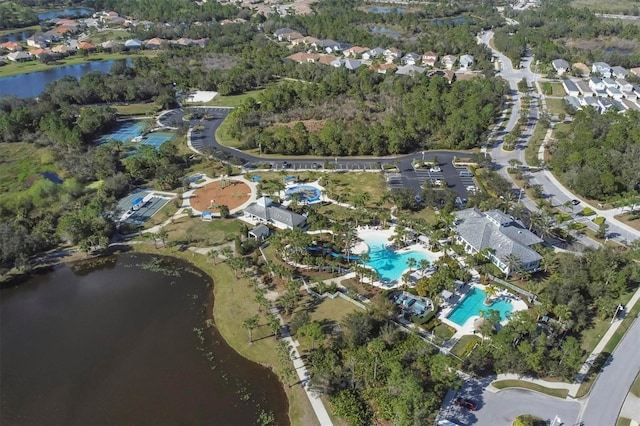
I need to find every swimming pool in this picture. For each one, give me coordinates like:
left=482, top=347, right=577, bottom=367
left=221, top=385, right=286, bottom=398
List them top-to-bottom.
left=286, top=185, right=321, bottom=203
left=362, top=234, right=428, bottom=282
left=447, top=287, right=513, bottom=326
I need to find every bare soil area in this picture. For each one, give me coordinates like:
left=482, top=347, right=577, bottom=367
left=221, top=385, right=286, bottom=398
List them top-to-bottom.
left=190, top=180, right=251, bottom=213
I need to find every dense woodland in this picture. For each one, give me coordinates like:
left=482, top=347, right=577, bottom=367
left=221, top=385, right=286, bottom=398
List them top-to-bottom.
left=496, top=0, right=640, bottom=66
left=0, top=2, right=38, bottom=29
left=548, top=109, right=640, bottom=201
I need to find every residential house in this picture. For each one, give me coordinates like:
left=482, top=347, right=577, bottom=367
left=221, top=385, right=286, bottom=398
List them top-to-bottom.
left=274, top=28, right=303, bottom=42
left=26, top=34, right=48, bottom=48
left=291, top=36, right=319, bottom=46
left=145, top=38, right=165, bottom=50
left=175, top=38, right=195, bottom=47
left=124, top=39, right=142, bottom=50
left=312, top=39, right=339, bottom=53
left=101, top=40, right=121, bottom=52
left=0, top=41, right=23, bottom=51
left=77, top=41, right=96, bottom=51
left=52, top=44, right=75, bottom=55
left=343, top=46, right=368, bottom=58
left=362, top=47, right=384, bottom=61
left=383, top=47, right=402, bottom=62
left=7, top=51, right=32, bottom=62
left=422, top=51, right=438, bottom=67
left=286, top=52, right=319, bottom=64
left=402, top=52, right=421, bottom=65
left=316, top=54, right=338, bottom=66
left=441, top=54, right=457, bottom=70
left=459, top=54, right=474, bottom=70
left=331, top=58, right=363, bottom=70
left=551, top=59, right=570, bottom=75
left=370, top=62, right=397, bottom=74
left=572, top=62, right=590, bottom=77
left=592, top=62, right=611, bottom=78
left=395, top=64, right=426, bottom=76
left=611, top=66, right=628, bottom=79
left=630, top=67, right=640, bottom=76
left=427, top=69, right=456, bottom=84
left=588, top=77, right=605, bottom=91
left=602, top=77, right=617, bottom=89
left=562, top=79, right=580, bottom=97
left=616, top=79, right=633, bottom=92
left=575, top=80, right=594, bottom=97
left=606, top=86, right=623, bottom=100
left=623, top=89, right=637, bottom=101
left=564, top=96, right=582, bottom=111
left=581, top=96, right=601, bottom=111
left=599, top=97, right=614, bottom=112
left=610, top=99, right=626, bottom=113
left=621, top=99, right=640, bottom=111
left=242, top=196, right=307, bottom=230
left=453, top=209, right=543, bottom=275
left=248, top=224, right=270, bottom=241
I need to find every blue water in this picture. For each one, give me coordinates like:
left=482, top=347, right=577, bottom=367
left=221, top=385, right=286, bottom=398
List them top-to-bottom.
left=368, top=7, right=405, bottom=14
left=38, top=8, right=92, bottom=20
left=370, top=26, right=400, bottom=40
left=0, top=29, right=36, bottom=43
left=0, top=59, right=132, bottom=98
left=98, top=121, right=146, bottom=144
left=286, top=185, right=321, bottom=203
left=362, top=234, right=428, bottom=282
left=447, top=287, right=513, bottom=326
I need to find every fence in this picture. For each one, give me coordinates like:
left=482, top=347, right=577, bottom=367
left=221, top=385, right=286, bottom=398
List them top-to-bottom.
left=488, top=274, right=541, bottom=305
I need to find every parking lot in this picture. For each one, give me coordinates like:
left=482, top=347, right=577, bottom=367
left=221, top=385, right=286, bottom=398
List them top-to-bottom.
left=456, top=167, right=477, bottom=193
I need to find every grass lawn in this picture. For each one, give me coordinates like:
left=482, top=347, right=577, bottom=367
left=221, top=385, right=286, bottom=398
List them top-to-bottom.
left=571, top=0, right=639, bottom=13
left=0, top=24, right=41, bottom=37
left=86, top=29, right=131, bottom=44
left=0, top=50, right=158, bottom=78
left=549, top=82, right=567, bottom=97
left=203, top=87, right=268, bottom=108
left=545, top=98, right=567, bottom=116
left=113, top=102, right=158, bottom=116
left=214, top=119, right=244, bottom=149
left=525, top=121, right=547, bottom=167
left=0, top=142, right=59, bottom=193
left=324, top=172, right=388, bottom=206
left=143, top=200, right=180, bottom=228
left=406, top=207, right=440, bottom=224
left=615, top=213, right=640, bottom=231
left=159, top=216, right=245, bottom=246
left=128, top=244, right=319, bottom=426
left=307, top=296, right=363, bottom=324
left=450, top=334, right=481, bottom=358
left=631, top=372, right=640, bottom=396
left=492, top=380, right=569, bottom=399
left=617, top=418, right=632, bottom=426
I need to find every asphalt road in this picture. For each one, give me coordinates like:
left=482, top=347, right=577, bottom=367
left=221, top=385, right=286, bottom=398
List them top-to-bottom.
left=160, top=107, right=473, bottom=199
left=581, top=317, right=640, bottom=425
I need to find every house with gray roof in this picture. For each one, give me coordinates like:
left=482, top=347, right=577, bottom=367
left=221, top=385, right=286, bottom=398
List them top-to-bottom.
left=124, top=39, right=142, bottom=50
left=362, top=47, right=384, bottom=61
left=402, top=52, right=421, bottom=65
left=459, top=54, right=474, bottom=70
left=331, top=58, right=363, bottom=70
left=552, top=59, right=570, bottom=75
left=592, top=62, right=611, bottom=78
left=395, top=64, right=426, bottom=76
left=611, top=66, right=628, bottom=79
left=562, top=79, right=579, bottom=97
left=576, top=80, right=594, bottom=97
left=243, top=196, right=307, bottom=230
left=453, top=208, right=543, bottom=276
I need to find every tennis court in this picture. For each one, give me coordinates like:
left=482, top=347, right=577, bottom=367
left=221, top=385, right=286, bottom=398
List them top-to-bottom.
left=98, top=121, right=146, bottom=144
left=141, top=132, right=175, bottom=148
left=114, top=189, right=174, bottom=225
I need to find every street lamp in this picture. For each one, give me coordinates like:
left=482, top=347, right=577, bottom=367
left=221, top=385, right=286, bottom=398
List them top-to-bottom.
left=610, top=304, right=623, bottom=324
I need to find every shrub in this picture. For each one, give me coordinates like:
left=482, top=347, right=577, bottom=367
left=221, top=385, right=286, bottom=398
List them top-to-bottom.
left=581, top=207, right=596, bottom=216
left=556, top=213, right=571, bottom=223
left=592, top=216, right=605, bottom=225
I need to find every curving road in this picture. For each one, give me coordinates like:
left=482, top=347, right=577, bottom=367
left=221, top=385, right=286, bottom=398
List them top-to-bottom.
left=160, top=107, right=475, bottom=200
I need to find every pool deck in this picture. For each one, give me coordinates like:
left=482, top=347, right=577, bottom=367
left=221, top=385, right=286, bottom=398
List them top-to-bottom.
left=280, top=180, right=325, bottom=206
left=356, top=226, right=443, bottom=289
left=439, top=283, right=529, bottom=340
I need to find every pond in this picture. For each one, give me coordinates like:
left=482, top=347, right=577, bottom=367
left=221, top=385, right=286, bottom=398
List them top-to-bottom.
left=368, top=6, right=405, bottom=14
left=37, top=8, right=93, bottom=20
left=370, top=26, right=401, bottom=40
left=0, top=29, right=36, bottom=43
left=603, top=47, right=635, bottom=56
left=0, top=59, right=131, bottom=98
left=0, top=254, right=289, bottom=426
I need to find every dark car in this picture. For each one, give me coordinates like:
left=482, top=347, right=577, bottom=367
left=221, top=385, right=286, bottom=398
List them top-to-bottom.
left=282, top=161, right=291, bottom=169
left=571, top=199, right=580, bottom=206
left=454, top=397, right=477, bottom=411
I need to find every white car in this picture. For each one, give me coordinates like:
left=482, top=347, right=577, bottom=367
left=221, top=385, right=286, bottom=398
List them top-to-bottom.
left=429, top=167, right=441, bottom=172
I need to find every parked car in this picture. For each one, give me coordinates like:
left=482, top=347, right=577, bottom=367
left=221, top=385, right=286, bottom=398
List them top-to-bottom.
left=429, top=167, right=441, bottom=172
left=571, top=199, right=580, bottom=206
left=454, top=397, right=477, bottom=411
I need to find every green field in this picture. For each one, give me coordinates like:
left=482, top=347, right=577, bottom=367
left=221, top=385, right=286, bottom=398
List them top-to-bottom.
left=571, top=0, right=640, bottom=13
left=203, top=87, right=267, bottom=108
left=545, top=98, right=568, bottom=116
left=113, top=102, right=158, bottom=116
left=0, top=142, right=58, bottom=194
left=492, top=380, right=569, bottom=399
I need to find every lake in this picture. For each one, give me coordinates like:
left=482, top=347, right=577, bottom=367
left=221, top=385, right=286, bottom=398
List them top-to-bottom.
left=368, top=6, right=405, bottom=14
left=38, top=8, right=93, bottom=20
left=0, top=29, right=36, bottom=43
left=0, top=59, right=130, bottom=98
left=0, top=253, right=289, bottom=426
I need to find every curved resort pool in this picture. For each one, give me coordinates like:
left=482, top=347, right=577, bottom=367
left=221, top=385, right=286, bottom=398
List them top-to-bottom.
left=285, top=185, right=321, bottom=203
left=361, top=234, right=429, bottom=282
left=447, top=287, right=513, bottom=326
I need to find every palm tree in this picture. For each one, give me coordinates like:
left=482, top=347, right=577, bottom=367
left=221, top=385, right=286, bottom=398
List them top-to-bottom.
left=157, top=228, right=169, bottom=248
left=207, top=249, right=219, bottom=265
left=503, top=253, right=522, bottom=279
left=406, top=257, right=417, bottom=272
left=483, top=284, right=498, bottom=305
left=268, top=314, right=281, bottom=340
left=243, top=315, right=260, bottom=344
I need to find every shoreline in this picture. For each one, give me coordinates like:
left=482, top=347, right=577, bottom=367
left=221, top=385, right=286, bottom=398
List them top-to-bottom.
left=1, top=244, right=313, bottom=426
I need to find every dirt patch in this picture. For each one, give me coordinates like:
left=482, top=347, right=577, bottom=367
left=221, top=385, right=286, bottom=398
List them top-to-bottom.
left=564, top=37, right=638, bottom=51
left=190, top=180, right=251, bottom=213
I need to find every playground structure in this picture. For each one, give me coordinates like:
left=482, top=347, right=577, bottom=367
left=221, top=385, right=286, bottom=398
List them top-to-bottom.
left=219, top=175, right=233, bottom=189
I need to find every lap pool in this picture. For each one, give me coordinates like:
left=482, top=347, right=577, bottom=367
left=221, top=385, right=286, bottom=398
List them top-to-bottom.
left=447, top=287, right=513, bottom=326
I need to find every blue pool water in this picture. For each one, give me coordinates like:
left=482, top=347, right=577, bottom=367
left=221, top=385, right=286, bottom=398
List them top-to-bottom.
left=286, top=185, right=321, bottom=203
left=362, top=234, right=428, bottom=282
left=447, top=287, right=513, bottom=326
